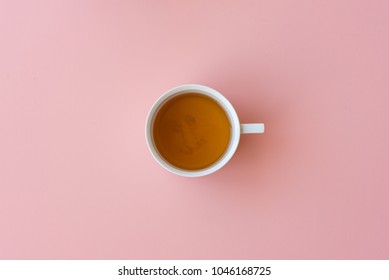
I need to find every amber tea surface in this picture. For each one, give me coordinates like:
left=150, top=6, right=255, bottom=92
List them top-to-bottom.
left=153, top=93, right=231, bottom=170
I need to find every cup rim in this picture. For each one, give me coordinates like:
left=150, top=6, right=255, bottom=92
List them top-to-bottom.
left=145, top=84, right=241, bottom=177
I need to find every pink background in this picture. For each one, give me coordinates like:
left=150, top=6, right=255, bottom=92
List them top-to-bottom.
left=1, top=0, right=389, bottom=259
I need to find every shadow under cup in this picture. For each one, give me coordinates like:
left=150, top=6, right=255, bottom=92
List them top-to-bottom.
left=146, top=85, right=241, bottom=177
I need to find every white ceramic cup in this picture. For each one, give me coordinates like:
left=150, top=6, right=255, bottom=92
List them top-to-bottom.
left=145, top=84, right=265, bottom=177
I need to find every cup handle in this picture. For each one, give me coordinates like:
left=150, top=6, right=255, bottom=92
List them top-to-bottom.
left=240, top=123, right=265, bottom=134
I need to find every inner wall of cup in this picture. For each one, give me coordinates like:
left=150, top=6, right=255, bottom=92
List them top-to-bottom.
left=151, top=90, right=238, bottom=172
